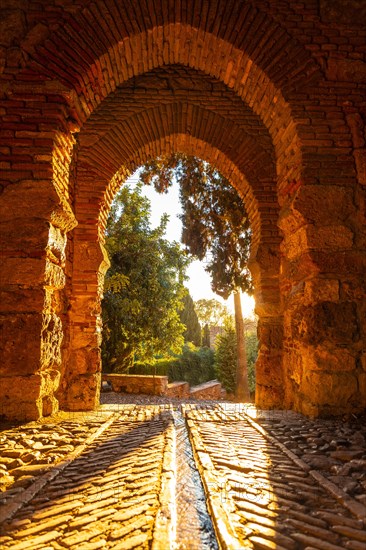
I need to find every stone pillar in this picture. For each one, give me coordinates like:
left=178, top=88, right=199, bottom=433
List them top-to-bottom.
left=0, top=179, right=76, bottom=420
left=279, top=180, right=366, bottom=416
left=59, top=235, right=110, bottom=411
left=249, top=241, right=284, bottom=409
left=255, top=317, right=284, bottom=409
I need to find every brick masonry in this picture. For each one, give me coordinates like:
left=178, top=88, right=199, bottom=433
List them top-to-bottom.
left=0, top=0, right=365, bottom=419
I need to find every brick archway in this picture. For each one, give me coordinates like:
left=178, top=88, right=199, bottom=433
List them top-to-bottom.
left=1, top=1, right=365, bottom=419
left=63, top=134, right=282, bottom=412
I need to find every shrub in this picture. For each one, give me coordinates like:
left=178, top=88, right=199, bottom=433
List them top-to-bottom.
left=215, top=326, right=258, bottom=394
left=125, top=344, right=215, bottom=386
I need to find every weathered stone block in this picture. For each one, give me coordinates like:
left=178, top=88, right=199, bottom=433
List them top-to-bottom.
left=320, top=0, right=366, bottom=26
left=0, top=9, right=26, bottom=47
left=326, top=58, right=366, bottom=84
left=346, top=113, right=365, bottom=149
left=354, top=150, right=366, bottom=185
left=1, top=180, right=60, bottom=221
left=289, top=186, right=355, bottom=226
left=0, top=219, right=49, bottom=249
left=47, top=225, right=67, bottom=265
left=284, top=225, right=353, bottom=260
left=73, top=241, right=106, bottom=271
left=251, top=244, right=280, bottom=276
left=311, top=250, right=366, bottom=278
left=0, top=257, right=47, bottom=287
left=44, top=260, right=66, bottom=290
left=304, top=279, right=339, bottom=304
left=0, top=288, right=45, bottom=313
left=293, top=302, right=359, bottom=345
left=41, top=312, right=63, bottom=369
left=0, top=314, right=42, bottom=376
left=257, top=322, right=283, bottom=351
left=68, top=328, right=100, bottom=349
left=301, top=346, right=356, bottom=373
left=68, top=348, right=100, bottom=375
left=284, top=351, right=304, bottom=387
left=361, top=352, right=366, bottom=372
left=255, top=353, right=284, bottom=387
left=301, top=371, right=358, bottom=407
left=59, top=373, right=101, bottom=411
left=358, top=373, right=366, bottom=407
left=0, top=375, right=43, bottom=421
left=256, top=384, right=284, bottom=410
left=42, top=394, right=59, bottom=417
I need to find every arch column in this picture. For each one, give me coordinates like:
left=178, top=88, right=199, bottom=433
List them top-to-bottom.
left=278, top=146, right=366, bottom=416
left=0, top=153, right=76, bottom=420
left=59, top=218, right=109, bottom=411
left=249, top=238, right=284, bottom=409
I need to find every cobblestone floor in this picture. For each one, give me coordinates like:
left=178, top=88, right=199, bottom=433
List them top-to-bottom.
left=0, top=394, right=365, bottom=549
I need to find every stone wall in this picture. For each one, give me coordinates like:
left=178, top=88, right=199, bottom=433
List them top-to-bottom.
left=0, top=0, right=365, bottom=419
left=102, top=374, right=168, bottom=396
left=102, top=375, right=222, bottom=401
left=190, top=381, right=223, bottom=401
left=166, top=382, right=190, bottom=399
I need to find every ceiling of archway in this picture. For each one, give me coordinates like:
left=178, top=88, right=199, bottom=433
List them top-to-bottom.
left=76, top=65, right=277, bottom=188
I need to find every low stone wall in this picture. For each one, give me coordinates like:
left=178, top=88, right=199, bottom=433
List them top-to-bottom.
left=102, top=374, right=168, bottom=396
left=102, top=374, right=223, bottom=400
left=190, top=380, right=223, bottom=400
left=166, top=381, right=190, bottom=398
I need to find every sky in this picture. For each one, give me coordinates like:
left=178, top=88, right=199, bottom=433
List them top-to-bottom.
left=124, top=171, right=256, bottom=319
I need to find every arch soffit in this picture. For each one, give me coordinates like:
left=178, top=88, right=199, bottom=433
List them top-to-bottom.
left=30, top=23, right=310, bottom=185
left=65, top=25, right=302, bottom=168
left=78, top=64, right=274, bottom=157
left=77, top=102, right=276, bottom=182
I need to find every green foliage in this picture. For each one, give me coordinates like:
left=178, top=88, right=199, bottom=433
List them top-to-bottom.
left=140, top=153, right=252, bottom=299
left=139, top=154, right=254, bottom=398
left=102, top=184, right=189, bottom=372
left=179, top=291, right=202, bottom=347
left=194, top=298, right=228, bottom=327
left=214, top=318, right=237, bottom=393
left=215, top=321, right=258, bottom=394
left=202, top=324, right=210, bottom=348
left=246, top=330, right=258, bottom=393
left=128, top=344, right=215, bottom=386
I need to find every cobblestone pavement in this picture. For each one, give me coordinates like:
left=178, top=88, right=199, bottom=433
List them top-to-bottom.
left=0, top=394, right=365, bottom=549
left=185, top=403, right=366, bottom=550
left=0, top=406, right=176, bottom=549
left=253, top=408, right=366, bottom=507
left=0, top=411, right=115, bottom=498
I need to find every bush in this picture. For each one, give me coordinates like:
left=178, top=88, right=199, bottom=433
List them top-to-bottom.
left=214, top=324, right=237, bottom=392
left=215, top=326, right=258, bottom=394
left=246, top=331, right=258, bottom=394
left=125, top=344, right=215, bottom=386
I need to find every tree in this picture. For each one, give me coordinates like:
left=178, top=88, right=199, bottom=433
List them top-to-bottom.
left=140, top=154, right=253, bottom=400
left=102, top=184, right=189, bottom=372
left=179, top=291, right=202, bottom=347
left=194, top=298, right=228, bottom=327
left=214, top=318, right=237, bottom=393
left=202, top=324, right=210, bottom=348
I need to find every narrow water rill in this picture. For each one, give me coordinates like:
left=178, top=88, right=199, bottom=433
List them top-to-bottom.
left=174, top=409, right=219, bottom=550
